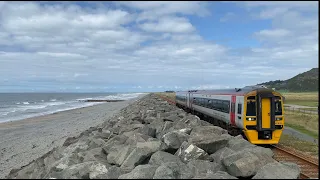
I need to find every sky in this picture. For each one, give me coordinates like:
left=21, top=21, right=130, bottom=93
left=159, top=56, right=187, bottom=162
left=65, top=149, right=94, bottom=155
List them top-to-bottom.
left=0, top=1, right=318, bottom=92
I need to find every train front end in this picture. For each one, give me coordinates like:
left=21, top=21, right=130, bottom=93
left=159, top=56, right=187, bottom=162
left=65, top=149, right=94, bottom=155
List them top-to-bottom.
left=243, top=89, right=284, bottom=144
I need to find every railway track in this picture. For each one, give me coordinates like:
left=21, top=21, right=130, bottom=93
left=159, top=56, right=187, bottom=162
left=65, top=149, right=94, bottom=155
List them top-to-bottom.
left=157, top=94, right=319, bottom=179
left=271, top=144, right=319, bottom=179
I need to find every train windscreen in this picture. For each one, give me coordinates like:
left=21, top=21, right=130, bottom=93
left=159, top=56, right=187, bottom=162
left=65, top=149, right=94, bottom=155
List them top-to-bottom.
left=246, top=96, right=256, bottom=116
left=275, top=96, right=282, bottom=115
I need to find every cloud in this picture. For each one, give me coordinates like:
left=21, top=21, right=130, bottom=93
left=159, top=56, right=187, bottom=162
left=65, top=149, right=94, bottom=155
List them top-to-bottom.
left=0, top=2, right=318, bottom=92
left=139, top=16, right=195, bottom=33
left=255, top=29, right=291, bottom=38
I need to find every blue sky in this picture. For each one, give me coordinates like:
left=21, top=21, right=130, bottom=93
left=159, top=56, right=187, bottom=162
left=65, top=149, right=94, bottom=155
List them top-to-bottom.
left=0, top=1, right=318, bottom=92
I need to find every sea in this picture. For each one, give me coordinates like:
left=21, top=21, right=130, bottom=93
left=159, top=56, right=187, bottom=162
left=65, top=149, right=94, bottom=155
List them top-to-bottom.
left=0, top=92, right=145, bottom=123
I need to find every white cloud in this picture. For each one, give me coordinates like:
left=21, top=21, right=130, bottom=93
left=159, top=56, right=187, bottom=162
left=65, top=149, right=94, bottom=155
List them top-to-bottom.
left=0, top=2, right=317, bottom=92
left=139, top=16, right=195, bottom=33
left=255, top=29, right=291, bottom=38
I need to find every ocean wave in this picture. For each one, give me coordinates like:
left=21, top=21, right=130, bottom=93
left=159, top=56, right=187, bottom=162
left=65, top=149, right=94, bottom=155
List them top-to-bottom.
left=0, top=93, right=145, bottom=123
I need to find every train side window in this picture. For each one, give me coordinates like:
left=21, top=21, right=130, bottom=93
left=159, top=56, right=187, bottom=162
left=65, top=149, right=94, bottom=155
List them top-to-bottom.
left=208, top=99, right=212, bottom=108
left=237, top=103, right=242, bottom=114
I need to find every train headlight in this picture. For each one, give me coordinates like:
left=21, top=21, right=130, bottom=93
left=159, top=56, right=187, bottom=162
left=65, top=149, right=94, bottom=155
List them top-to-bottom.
left=246, top=117, right=256, bottom=121
left=275, top=117, right=283, bottom=121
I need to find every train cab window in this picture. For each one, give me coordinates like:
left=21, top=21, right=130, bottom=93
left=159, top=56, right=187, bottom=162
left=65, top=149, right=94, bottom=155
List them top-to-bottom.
left=275, top=97, right=282, bottom=115
left=246, top=100, right=256, bottom=116
left=237, top=103, right=242, bottom=114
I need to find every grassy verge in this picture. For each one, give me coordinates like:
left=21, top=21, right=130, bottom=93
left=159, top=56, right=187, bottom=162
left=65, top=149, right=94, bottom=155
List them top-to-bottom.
left=155, top=92, right=176, bottom=101
left=282, top=92, right=318, bottom=107
left=284, top=100, right=318, bottom=107
left=284, top=110, right=318, bottom=137
left=279, top=134, right=318, bottom=156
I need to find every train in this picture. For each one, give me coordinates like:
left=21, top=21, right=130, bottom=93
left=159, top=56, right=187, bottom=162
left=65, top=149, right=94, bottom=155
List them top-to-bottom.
left=175, top=85, right=284, bottom=144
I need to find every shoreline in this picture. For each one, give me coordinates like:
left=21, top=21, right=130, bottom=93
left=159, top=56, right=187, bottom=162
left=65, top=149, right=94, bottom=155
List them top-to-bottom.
left=0, top=94, right=147, bottom=178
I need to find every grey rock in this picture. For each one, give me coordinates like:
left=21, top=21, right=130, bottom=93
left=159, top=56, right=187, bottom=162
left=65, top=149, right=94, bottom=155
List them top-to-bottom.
left=164, top=114, right=181, bottom=122
left=162, top=121, right=174, bottom=132
left=138, top=126, right=156, bottom=138
left=190, top=126, right=227, bottom=137
left=177, top=128, right=192, bottom=135
left=161, top=131, right=189, bottom=150
left=124, top=132, right=149, bottom=145
left=103, top=135, right=128, bottom=153
left=189, top=135, right=229, bottom=154
left=227, top=135, right=255, bottom=151
left=88, top=137, right=105, bottom=149
left=137, top=141, right=167, bottom=153
left=175, top=141, right=210, bottom=163
left=107, top=145, right=135, bottom=166
left=245, top=146, right=274, bottom=157
left=80, top=147, right=109, bottom=165
left=120, top=147, right=154, bottom=171
left=210, top=147, right=235, bottom=163
left=222, top=150, right=275, bottom=177
left=149, top=151, right=182, bottom=166
left=187, top=159, right=223, bottom=177
left=51, top=162, right=108, bottom=179
left=153, top=162, right=194, bottom=179
left=252, top=162, right=300, bottom=179
left=119, top=164, right=159, bottom=179
left=94, top=166, right=124, bottom=179
left=194, top=171, right=238, bottom=179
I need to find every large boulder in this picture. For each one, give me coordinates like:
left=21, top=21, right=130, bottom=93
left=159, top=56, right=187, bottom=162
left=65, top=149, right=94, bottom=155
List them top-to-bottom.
left=138, top=126, right=156, bottom=138
left=190, top=126, right=227, bottom=137
left=161, top=131, right=189, bottom=150
left=103, top=135, right=128, bottom=153
left=189, top=135, right=229, bottom=154
left=226, top=135, right=255, bottom=151
left=136, top=141, right=167, bottom=153
left=175, top=141, right=210, bottom=163
left=106, top=145, right=135, bottom=166
left=79, top=147, right=108, bottom=165
left=120, top=147, right=154, bottom=171
left=210, top=147, right=235, bottom=163
left=222, top=150, right=275, bottom=177
left=149, top=151, right=182, bottom=166
left=187, top=159, right=224, bottom=177
left=153, top=162, right=194, bottom=179
left=252, top=162, right=300, bottom=179
left=118, top=164, right=159, bottom=179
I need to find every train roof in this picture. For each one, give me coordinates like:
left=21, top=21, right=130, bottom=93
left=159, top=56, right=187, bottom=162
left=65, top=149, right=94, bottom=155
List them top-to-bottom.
left=176, top=85, right=278, bottom=96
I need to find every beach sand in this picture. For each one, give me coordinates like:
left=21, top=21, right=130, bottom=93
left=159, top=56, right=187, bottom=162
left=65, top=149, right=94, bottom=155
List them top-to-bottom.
left=0, top=94, right=146, bottom=178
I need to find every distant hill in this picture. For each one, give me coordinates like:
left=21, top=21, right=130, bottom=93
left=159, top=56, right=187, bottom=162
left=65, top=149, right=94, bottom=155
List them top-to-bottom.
left=258, top=68, right=318, bottom=92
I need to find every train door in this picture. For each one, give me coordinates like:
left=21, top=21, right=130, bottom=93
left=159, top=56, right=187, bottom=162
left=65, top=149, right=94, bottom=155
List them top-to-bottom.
left=230, top=95, right=236, bottom=126
left=235, top=96, right=243, bottom=128
left=261, top=98, right=271, bottom=129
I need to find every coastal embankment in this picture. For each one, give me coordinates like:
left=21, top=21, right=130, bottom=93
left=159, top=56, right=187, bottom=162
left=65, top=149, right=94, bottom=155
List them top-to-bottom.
left=5, top=93, right=301, bottom=179
left=0, top=94, right=146, bottom=179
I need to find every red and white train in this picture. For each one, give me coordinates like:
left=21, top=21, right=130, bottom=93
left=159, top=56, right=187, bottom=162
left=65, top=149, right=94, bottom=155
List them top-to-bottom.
left=175, top=85, right=284, bottom=144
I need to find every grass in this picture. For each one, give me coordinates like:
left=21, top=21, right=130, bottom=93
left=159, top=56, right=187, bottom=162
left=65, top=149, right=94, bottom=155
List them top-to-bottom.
left=155, top=92, right=176, bottom=101
left=282, top=92, right=318, bottom=107
left=284, top=110, right=318, bottom=137
left=279, top=134, right=318, bottom=156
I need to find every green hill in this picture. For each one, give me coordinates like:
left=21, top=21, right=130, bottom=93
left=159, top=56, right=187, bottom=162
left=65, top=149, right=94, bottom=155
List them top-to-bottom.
left=258, top=68, right=318, bottom=92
